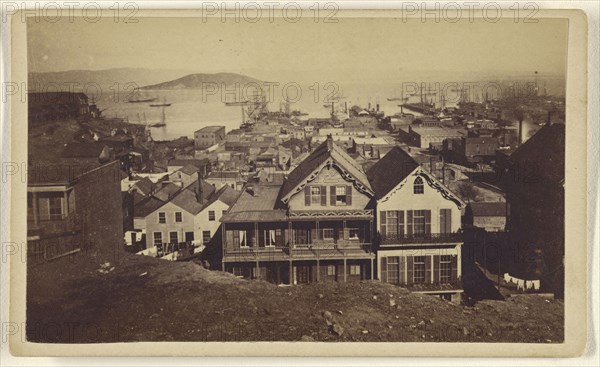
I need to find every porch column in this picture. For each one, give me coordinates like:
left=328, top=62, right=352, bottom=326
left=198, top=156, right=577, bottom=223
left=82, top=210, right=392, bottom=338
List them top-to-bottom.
left=32, top=192, right=39, bottom=225
left=369, top=219, right=373, bottom=246
left=254, top=222, right=259, bottom=247
left=316, top=258, right=320, bottom=282
left=343, top=258, right=347, bottom=282
left=370, top=258, right=374, bottom=280
left=255, top=260, right=260, bottom=280
left=289, top=260, right=293, bottom=285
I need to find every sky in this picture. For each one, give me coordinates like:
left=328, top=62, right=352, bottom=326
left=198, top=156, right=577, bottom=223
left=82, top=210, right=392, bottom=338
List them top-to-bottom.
left=27, top=15, right=568, bottom=82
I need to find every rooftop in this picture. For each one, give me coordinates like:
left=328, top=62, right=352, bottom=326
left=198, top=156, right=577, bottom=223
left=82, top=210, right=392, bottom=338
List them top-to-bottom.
left=195, top=126, right=225, bottom=133
left=367, top=146, right=419, bottom=199
left=468, top=202, right=508, bottom=217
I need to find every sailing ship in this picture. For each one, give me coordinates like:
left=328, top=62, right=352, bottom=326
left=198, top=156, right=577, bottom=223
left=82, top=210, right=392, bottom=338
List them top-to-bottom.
left=128, top=89, right=157, bottom=103
left=149, top=97, right=172, bottom=107
left=149, top=106, right=167, bottom=127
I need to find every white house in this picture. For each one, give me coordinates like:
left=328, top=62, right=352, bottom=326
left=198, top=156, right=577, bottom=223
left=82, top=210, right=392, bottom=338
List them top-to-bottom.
left=367, top=146, right=466, bottom=301
left=143, top=180, right=240, bottom=251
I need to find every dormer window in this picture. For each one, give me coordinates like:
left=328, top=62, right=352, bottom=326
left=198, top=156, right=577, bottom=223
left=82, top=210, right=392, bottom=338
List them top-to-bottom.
left=413, top=177, right=424, bottom=194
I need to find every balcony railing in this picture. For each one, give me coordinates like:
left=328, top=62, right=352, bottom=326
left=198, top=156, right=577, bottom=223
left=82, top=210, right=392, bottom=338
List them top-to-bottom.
left=380, top=232, right=463, bottom=245
left=224, top=242, right=373, bottom=259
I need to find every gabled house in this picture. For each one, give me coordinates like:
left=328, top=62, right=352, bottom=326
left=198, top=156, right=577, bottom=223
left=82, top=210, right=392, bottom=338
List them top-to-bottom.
left=221, top=136, right=376, bottom=284
left=367, top=146, right=465, bottom=301
left=168, top=164, right=199, bottom=187
left=142, top=180, right=239, bottom=254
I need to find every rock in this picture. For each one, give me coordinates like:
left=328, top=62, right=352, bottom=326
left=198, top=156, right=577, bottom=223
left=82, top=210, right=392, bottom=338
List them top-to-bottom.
left=318, top=293, right=324, bottom=299
left=373, top=295, right=378, bottom=300
left=389, top=299, right=397, bottom=307
left=322, top=310, right=333, bottom=320
left=336, top=310, right=343, bottom=315
left=395, top=315, right=399, bottom=319
left=429, top=319, right=434, bottom=324
left=326, top=320, right=333, bottom=327
left=417, top=320, right=426, bottom=328
left=332, top=324, right=344, bottom=336
left=410, top=324, right=417, bottom=329
left=387, top=325, right=393, bottom=329
left=463, top=327, right=470, bottom=336
left=362, top=330, right=369, bottom=334
left=300, top=335, right=315, bottom=341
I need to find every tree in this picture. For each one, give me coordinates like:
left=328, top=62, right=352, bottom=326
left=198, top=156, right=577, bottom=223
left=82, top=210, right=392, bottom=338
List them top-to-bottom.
left=456, top=181, right=480, bottom=202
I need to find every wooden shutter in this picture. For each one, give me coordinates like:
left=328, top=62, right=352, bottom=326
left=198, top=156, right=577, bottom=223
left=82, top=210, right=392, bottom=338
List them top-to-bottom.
left=330, top=185, right=336, bottom=206
left=304, top=186, right=311, bottom=206
left=320, top=186, right=327, bottom=206
left=346, top=186, right=352, bottom=206
left=439, top=209, right=451, bottom=234
left=398, top=210, right=405, bottom=236
left=407, top=210, right=413, bottom=236
left=424, top=210, right=431, bottom=235
left=380, top=211, right=387, bottom=237
left=275, top=229, right=283, bottom=246
left=433, top=255, right=440, bottom=282
left=451, top=255, right=458, bottom=281
left=399, top=256, right=406, bottom=284
left=406, top=256, right=414, bottom=284
left=425, top=256, right=432, bottom=283
left=380, top=257, right=388, bottom=282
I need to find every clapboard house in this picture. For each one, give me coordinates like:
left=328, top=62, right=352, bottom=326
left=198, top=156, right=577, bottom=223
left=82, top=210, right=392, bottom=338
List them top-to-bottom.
left=220, top=136, right=376, bottom=284
left=367, top=147, right=466, bottom=301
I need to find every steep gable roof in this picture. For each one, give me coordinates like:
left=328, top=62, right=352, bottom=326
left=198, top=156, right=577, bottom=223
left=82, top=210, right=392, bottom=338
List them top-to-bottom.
left=280, top=137, right=373, bottom=202
left=61, top=142, right=109, bottom=158
left=366, top=146, right=420, bottom=199
left=177, top=164, right=199, bottom=176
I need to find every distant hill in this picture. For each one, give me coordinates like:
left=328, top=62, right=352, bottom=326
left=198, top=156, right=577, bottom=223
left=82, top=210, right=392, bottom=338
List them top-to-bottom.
left=28, top=68, right=193, bottom=100
left=140, top=73, right=264, bottom=90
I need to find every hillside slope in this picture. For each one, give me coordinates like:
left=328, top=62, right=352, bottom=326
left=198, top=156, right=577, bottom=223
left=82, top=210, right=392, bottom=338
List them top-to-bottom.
left=26, top=251, right=564, bottom=344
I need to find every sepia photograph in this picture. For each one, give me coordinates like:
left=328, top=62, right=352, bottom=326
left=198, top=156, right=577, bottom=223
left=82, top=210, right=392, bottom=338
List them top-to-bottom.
left=2, top=2, right=593, bottom=359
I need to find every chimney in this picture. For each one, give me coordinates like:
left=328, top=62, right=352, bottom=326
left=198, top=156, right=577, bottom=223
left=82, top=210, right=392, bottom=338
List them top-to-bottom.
left=368, top=102, right=371, bottom=111
left=376, top=104, right=380, bottom=112
left=547, top=110, right=553, bottom=126
left=326, top=134, right=333, bottom=151
left=195, top=179, right=203, bottom=203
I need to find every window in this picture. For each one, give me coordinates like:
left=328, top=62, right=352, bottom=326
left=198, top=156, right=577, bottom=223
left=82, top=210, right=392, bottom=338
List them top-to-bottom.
left=413, top=176, right=424, bottom=194
left=310, top=186, right=321, bottom=205
left=335, top=186, right=347, bottom=205
left=48, top=196, right=62, bottom=220
left=439, top=209, right=451, bottom=234
left=208, top=210, right=215, bottom=221
left=222, top=210, right=228, bottom=216
left=408, top=210, right=431, bottom=236
left=380, top=211, right=405, bottom=237
left=158, top=212, right=166, bottom=224
left=175, top=212, right=182, bottom=223
left=322, top=228, right=335, bottom=241
left=348, top=228, right=360, bottom=241
left=295, top=229, right=310, bottom=245
left=202, top=230, right=211, bottom=244
left=169, top=231, right=178, bottom=244
left=153, top=232, right=163, bottom=246
left=184, top=232, right=194, bottom=242
left=439, top=255, right=452, bottom=283
left=413, top=256, right=426, bottom=283
left=387, top=257, right=399, bottom=283
left=327, top=265, right=336, bottom=276
left=350, top=265, right=361, bottom=275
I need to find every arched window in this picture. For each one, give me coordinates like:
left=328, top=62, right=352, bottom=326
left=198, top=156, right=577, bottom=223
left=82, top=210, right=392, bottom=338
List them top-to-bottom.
left=413, top=177, right=424, bottom=194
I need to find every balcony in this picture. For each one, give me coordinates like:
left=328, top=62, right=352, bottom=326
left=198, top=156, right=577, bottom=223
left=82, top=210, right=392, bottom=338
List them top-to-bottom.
left=380, top=232, right=463, bottom=245
left=223, top=242, right=374, bottom=262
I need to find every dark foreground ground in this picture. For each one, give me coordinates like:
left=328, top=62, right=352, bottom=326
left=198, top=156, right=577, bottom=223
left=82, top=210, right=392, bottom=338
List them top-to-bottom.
left=26, top=251, right=564, bottom=343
